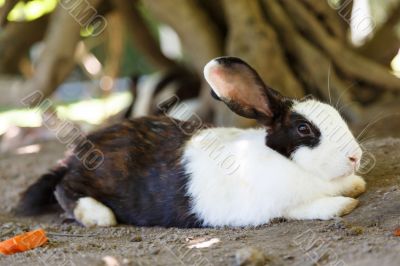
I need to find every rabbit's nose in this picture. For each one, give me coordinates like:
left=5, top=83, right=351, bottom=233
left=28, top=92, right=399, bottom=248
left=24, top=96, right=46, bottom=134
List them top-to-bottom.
left=348, top=156, right=359, bottom=169
left=349, top=156, right=357, bottom=163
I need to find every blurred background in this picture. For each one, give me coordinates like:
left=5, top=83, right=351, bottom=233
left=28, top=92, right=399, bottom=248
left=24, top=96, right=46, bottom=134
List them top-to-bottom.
left=0, top=0, right=399, bottom=154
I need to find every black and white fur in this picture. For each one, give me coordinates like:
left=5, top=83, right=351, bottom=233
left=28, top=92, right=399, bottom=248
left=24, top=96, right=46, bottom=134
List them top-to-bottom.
left=16, top=57, right=366, bottom=228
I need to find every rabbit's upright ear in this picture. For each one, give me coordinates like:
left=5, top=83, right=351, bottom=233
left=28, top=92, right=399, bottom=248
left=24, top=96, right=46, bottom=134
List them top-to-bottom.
left=204, top=57, right=289, bottom=124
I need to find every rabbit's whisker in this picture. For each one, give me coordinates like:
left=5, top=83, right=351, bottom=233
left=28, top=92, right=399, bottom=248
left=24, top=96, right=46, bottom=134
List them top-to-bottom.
left=356, top=112, right=399, bottom=141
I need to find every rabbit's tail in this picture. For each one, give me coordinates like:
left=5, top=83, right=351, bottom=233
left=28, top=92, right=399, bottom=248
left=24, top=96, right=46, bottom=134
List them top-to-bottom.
left=14, top=164, right=69, bottom=216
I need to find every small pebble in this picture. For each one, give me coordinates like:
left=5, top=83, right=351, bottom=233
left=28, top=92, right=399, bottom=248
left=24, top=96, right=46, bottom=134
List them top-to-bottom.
left=347, top=226, right=365, bottom=236
left=130, top=235, right=143, bottom=242
left=332, top=235, right=343, bottom=241
left=234, top=247, right=270, bottom=266
left=283, top=255, right=295, bottom=260
left=102, top=256, right=120, bottom=266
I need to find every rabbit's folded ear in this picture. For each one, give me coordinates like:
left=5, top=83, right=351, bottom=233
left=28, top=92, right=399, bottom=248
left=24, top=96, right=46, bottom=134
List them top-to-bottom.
left=204, top=57, right=289, bottom=124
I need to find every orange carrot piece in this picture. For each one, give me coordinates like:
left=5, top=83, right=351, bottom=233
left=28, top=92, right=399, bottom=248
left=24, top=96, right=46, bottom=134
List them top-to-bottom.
left=0, top=228, right=48, bottom=255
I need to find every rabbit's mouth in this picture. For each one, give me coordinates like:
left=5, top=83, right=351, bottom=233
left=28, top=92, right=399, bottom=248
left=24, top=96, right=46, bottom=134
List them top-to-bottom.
left=333, top=169, right=355, bottom=180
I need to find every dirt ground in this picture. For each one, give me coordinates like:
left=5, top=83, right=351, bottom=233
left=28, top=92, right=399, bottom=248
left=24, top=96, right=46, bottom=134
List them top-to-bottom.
left=1, top=110, right=400, bottom=266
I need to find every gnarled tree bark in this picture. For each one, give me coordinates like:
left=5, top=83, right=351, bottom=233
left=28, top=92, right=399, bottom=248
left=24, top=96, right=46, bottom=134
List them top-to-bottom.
left=0, top=0, right=18, bottom=27
left=2, top=0, right=399, bottom=127
left=16, top=0, right=105, bottom=107
left=111, top=0, right=177, bottom=71
left=142, top=0, right=223, bottom=72
left=357, top=2, right=400, bottom=66
left=0, top=14, right=49, bottom=75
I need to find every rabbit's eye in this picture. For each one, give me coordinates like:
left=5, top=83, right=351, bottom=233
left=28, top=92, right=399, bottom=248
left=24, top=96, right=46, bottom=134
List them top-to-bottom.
left=297, top=123, right=312, bottom=136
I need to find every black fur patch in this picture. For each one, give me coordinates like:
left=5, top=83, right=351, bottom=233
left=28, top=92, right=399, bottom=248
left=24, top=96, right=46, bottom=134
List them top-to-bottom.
left=210, top=89, right=221, bottom=101
left=266, top=112, right=321, bottom=158
left=56, top=116, right=203, bottom=228
left=15, top=164, right=68, bottom=215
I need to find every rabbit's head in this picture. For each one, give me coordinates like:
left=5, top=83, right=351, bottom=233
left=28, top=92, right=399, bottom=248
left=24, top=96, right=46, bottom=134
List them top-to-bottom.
left=204, top=57, right=362, bottom=180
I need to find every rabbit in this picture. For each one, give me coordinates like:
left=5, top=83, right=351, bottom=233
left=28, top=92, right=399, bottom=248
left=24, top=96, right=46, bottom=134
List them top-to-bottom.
left=16, top=57, right=366, bottom=228
left=124, top=67, right=201, bottom=119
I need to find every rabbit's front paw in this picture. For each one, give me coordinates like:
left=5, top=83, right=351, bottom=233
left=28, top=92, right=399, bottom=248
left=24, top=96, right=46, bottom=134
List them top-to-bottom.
left=340, top=175, right=366, bottom=198
left=287, top=196, right=359, bottom=220
left=313, top=196, right=359, bottom=219
left=73, top=197, right=117, bottom=227
left=336, top=197, right=359, bottom=217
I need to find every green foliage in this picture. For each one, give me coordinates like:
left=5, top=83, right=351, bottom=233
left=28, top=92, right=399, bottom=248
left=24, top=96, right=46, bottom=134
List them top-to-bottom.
left=0, top=0, right=57, bottom=21
left=120, top=36, right=154, bottom=76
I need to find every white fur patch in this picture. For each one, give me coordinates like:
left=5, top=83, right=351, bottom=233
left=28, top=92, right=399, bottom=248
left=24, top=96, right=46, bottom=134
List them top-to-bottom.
left=203, top=60, right=221, bottom=97
left=132, top=74, right=200, bottom=120
left=133, top=74, right=160, bottom=117
left=183, top=100, right=364, bottom=227
left=291, top=100, right=362, bottom=180
left=183, top=128, right=337, bottom=227
left=286, top=196, right=358, bottom=220
left=73, top=197, right=117, bottom=227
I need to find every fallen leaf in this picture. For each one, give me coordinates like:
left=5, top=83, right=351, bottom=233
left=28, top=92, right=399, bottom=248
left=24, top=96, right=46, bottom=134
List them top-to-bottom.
left=188, top=238, right=220, bottom=249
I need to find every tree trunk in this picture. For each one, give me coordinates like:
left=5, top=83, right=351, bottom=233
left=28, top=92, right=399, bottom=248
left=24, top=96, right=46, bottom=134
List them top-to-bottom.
left=0, top=0, right=18, bottom=26
left=3, top=0, right=399, bottom=127
left=11, top=0, right=105, bottom=107
left=112, top=0, right=177, bottom=71
left=142, top=0, right=223, bottom=72
left=223, top=0, right=304, bottom=97
left=357, top=2, right=400, bottom=66
left=0, top=15, right=49, bottom=75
